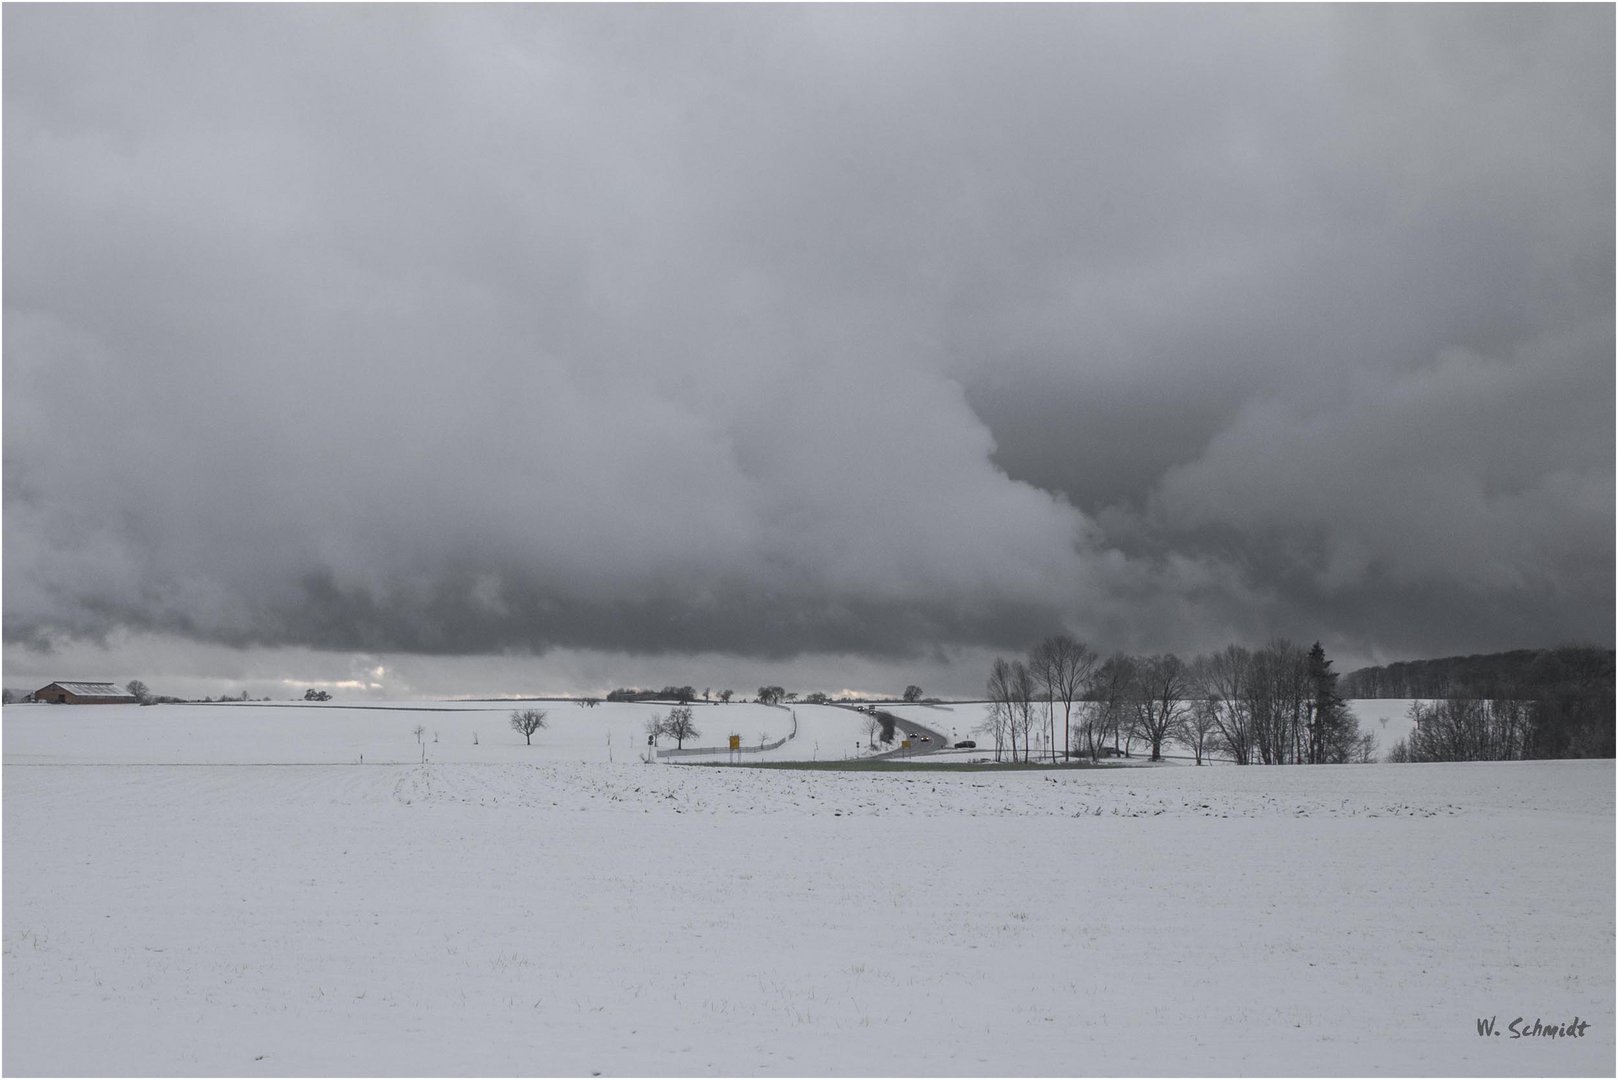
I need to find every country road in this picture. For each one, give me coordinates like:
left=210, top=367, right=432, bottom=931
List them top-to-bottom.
left=868, top=709, right=952, bottom=760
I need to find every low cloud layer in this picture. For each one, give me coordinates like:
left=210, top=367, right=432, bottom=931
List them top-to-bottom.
left=5, top=5, right=1612, bottom=686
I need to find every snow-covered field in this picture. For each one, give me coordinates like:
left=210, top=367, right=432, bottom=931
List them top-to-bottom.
left=0, top=699, right=872, bottom=766
left=4, top=702, right=1612, bottom=1075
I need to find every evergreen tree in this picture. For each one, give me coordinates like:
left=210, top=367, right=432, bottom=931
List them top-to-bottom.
left=1306, top=642, right=1358, bottom=763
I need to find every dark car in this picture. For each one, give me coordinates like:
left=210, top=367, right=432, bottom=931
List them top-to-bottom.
left=953, top=740, right=976, bottom=749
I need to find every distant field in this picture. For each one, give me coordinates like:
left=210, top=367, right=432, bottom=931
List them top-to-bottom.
left=0, top=697, right=1424, bottom=766
left=0, top=699, right=875, bottom=766
left=4, top=701, right=1611, bottom=1075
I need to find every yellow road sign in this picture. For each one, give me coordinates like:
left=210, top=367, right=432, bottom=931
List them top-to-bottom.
left=729, top=734, right=741, bottom=750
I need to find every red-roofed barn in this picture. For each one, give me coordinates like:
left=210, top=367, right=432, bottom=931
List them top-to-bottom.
left=33, top=682, right=138, bottom=705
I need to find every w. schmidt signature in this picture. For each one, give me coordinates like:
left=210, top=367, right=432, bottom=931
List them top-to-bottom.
left=1476, top=1016, right=1592, bottom=1040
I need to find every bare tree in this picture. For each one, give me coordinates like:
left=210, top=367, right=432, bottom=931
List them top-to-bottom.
left=1032, top=635, right=1097, bottom=763
left=1246, top=640, right=1309, bottom=764
left=1027, top=642, right=1059, bottom=764
left=1199, top=646, right=1254, bottom=765
left=1088, top=653, right=1136, bottom=758
left=1131, top=654, right=1191, bottom=762
left=983, top=658, right=1017, bottom=762
left=1010, top=660, right=1037, bottom=763
left=125, top=680, right=152, bottom=705
left=902, top=684, right=923, bottom=703
left=718, top=689, right=733, bottom=704
left=1181, top=695, right=1220, bottom=765
left=661, top=705, right=699, bottom=749
left=509, top=709, right=548, bottom=746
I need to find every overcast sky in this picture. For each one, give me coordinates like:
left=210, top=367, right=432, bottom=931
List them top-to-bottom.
left=4, top=4, right=1612, bottom=700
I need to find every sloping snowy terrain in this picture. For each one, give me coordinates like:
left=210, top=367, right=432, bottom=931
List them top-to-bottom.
left=4, top=703, right=1612, bottom=1076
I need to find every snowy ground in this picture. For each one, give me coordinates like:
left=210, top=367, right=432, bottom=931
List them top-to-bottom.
left=0, top=699, right=863, bottom=767
left=4, top=703, right=1612, bottom=1076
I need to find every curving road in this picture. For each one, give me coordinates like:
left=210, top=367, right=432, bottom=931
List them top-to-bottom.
left=866, top=709, right=952, bottom=760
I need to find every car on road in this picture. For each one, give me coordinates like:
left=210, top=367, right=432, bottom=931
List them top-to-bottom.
left=953, top=740, right=976, bottom=749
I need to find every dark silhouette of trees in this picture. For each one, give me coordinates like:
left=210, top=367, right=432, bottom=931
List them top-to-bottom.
left=1032, top=635, right=1096, bottom=763
left=1247, top=640, right=1310, bottom=764
left=1305, top=642, right=1357, bottom=763
left=1195, top=646, right=1255, bottom=764
left=1363, top=646, right=1613, bottom=762
left=1342, top=647, right=1613, bottom=701
left=1520, top=648, right=1615, bottom=759
left=1088, top=653, right=1137, bottom=757
left=1130, top=654, right=1192, bottom=762
left=984, top=657, right=1038, bottom=762
left=983, top=658, right=1017, bottom=761
left=1010, top=661, right=1036, bottom=762
left=606, top=685, right=697, bottom=703
left=1181, top=696, right=1219, bottom=765
left=1393, top=698, right=1528, bottom=762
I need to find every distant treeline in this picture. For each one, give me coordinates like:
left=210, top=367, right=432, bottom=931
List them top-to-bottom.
left=1341, top=646, right=1613, bottom=699
left=1346, top=646, right=1614, bottom=762
left=606, top=686, right=735, bottom=704
left=606, top=686, right=699, bottom=703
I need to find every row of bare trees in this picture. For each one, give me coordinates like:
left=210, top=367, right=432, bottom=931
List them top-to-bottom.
left=980, top=638, right=1373, bottom=764
left=1187, top=641, right=1370, bottom=764
left=1388, top=699, right=1531, bottom=762
left=644, top=706, right=700, bottom=750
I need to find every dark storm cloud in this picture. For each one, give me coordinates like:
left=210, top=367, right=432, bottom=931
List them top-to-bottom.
left=4, top=4, right=1612, bottom=670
